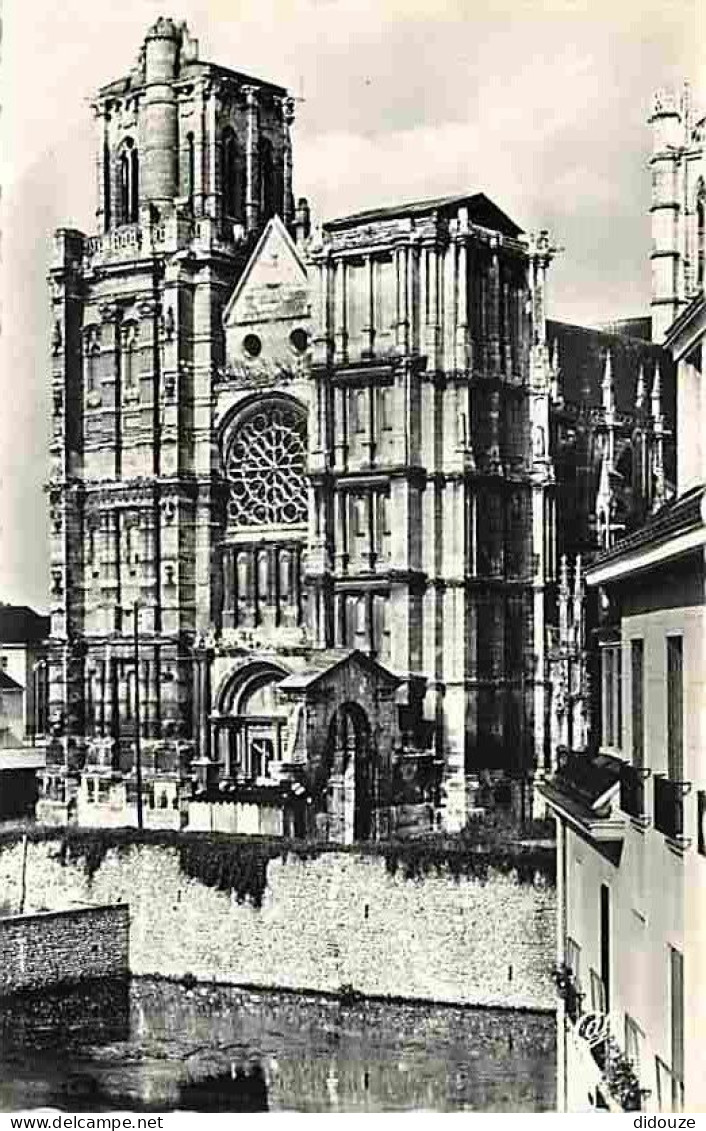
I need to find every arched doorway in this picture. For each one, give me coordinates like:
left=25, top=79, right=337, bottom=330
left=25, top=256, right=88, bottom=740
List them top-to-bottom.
left=215, top=663, right=289, bottom=782
left=323, top=702, right=375, bottom=843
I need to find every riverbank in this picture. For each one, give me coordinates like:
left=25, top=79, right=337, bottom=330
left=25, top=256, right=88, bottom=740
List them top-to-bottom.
left=0, top=976, right=557, bottom=1112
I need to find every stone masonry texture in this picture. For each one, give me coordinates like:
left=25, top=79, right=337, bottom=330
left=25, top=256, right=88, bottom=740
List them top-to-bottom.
left=0, top=838, right=555, bottom=1009
left=0, top=904, right=129, bottom=996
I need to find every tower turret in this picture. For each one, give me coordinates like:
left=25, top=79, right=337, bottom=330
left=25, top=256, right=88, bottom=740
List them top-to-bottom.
left=142, top=18, right=181, bottom=213
left=649, top=89, right=684, bottom=342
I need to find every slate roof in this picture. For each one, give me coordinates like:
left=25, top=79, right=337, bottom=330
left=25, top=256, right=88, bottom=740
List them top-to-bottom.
left=325, top=193, right=523, bottom=238
left=0, top=605, right=50, bottom=645
left=278, top=648, right=401, bottom=692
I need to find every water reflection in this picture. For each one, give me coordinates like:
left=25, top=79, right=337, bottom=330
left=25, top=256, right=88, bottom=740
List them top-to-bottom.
left=0, top=979, right=555, bottom=1112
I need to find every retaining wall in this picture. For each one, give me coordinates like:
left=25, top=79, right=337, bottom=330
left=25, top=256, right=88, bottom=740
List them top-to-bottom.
left=0, top=836, right=555, bottom=1009
left=0, top=903, right=129, bottom=996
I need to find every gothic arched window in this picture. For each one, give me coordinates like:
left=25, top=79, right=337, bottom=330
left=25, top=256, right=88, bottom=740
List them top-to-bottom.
left=221, top=127, right=242, bottom=220
left=186, top=131, right=196, bottom=209
left=259, top=136, right=275, bottom=221
left=119, top=138, right=139, bottom=225
left=225, top=400, right=307, bottom=527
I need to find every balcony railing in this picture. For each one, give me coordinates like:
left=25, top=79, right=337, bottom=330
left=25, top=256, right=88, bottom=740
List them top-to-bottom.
left=620, top=764, right=650, bottom=820
left=653, top=775, right=691, bottom=841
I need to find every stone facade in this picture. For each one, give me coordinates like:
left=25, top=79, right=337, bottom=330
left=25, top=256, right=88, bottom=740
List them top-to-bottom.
left=43, top=17, right=563, bottom=837
left=649, top=85, right=706, bottom=343
left=0, top=837, right=555, bottom=1010
left=0, top=904, right=129, bottom=996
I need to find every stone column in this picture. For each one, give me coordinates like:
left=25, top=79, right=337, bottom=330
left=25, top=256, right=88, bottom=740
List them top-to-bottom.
left=207, top=82, right=219, bottom=220
left=194, top=83, right=207, bottom=215
left=244, top=86, right=260, bottom=235
left=281, top=96, right=295, bottom=226
left=95, top=106, right=110, bottom=232
left=455, top=239, right=469, bottom=372
left=424, top=245, right=439, bottom=365
left=395, top=246, right=409, bottom=354
left=488, top=246, right=502, bottom=372
left=362, top=254, right=375, bottom=358
left=334, top=260, right=348, bottom=362
left=502, top=271, right=513, bottom=377
left=333, top=386, right=347, bottom=468
left=334, top=491, right=347, bottom=572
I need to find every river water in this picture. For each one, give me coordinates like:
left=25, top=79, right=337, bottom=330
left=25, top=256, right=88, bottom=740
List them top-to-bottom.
left=0, top=979, right=556, bottom=1112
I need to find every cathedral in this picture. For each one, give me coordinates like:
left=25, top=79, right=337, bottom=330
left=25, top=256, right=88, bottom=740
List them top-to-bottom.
left=39, top=17, right=675, bottom=838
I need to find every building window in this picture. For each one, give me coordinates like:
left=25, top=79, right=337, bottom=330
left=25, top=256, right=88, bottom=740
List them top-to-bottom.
left=221, top=127, right=242, bottom=220
left=186, top=131, right=196, bottom=208
left=259, top=136, right=275, bottom=221
left=118, top=138, right=139, bottom=225
left=225, top=401, right=307, bottom=527
left=666, top=636, right=683, bottom=780
left=631, top=639, right=644, bottom=768
left=601, top=644, right=621, bottom=749
left=86, top=778, right=96, bottom=803
left=600, top=883, right=611, bottom=1013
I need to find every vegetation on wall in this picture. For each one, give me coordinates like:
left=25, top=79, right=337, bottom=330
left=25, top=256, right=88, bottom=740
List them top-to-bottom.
left=0, top=822, right=555, bottom=907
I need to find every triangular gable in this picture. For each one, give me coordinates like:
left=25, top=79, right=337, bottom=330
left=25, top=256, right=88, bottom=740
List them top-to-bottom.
left=223, top=215, right=309, bottom=328
left=278, top=649, right=401, bottom=694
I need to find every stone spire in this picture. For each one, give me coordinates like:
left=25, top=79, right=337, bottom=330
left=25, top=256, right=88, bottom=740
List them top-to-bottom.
left=550, top=338, right=563, bottom=405
left=602, top=349, right=615, bottom=418
left=602, top=349, right=616, bottom=470
left=651, top=362, right=666, bottom=509
left=651, top=362, right=662, bottom=423
left=636, top=363, right=646, bottom=411
left=596, top=452, right=613, bottom=550
left=559, top=554, right=570, bottom=645
left=572, top=554, right=583, bottom=650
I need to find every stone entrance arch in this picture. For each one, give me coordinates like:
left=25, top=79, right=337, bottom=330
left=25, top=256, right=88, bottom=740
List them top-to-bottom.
left=213, top=661, right=290, bottom=782
left=324, top=701, right=375, bottom=843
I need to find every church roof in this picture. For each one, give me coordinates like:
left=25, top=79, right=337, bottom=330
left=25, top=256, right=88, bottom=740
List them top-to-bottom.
left=99, top=61, right=287, bottom=100
left=325, top=192, right=523, bottom=238
left=548, top=319, right=675, bottom=422
left=0, top=605, right=49, bottom=645
left=277, top=648, right=401, bottom=692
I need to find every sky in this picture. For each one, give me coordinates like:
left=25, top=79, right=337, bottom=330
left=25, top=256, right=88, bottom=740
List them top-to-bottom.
left=0, top=0, right=702, bottom=610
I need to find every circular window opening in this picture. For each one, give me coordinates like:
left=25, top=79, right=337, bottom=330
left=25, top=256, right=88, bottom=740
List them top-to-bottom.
left=289, top=328, right=309, bottom=354
left=243, top=334, right=262, bottom=358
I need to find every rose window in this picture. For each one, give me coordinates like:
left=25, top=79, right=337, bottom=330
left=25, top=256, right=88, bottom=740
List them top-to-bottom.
left=225, top=402, right=307, bottom=526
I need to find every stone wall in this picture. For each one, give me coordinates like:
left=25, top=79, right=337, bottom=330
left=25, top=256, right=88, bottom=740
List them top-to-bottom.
left=0, top=836, right=555, bottom=1009
left=0, top=903, right=129, bottom=996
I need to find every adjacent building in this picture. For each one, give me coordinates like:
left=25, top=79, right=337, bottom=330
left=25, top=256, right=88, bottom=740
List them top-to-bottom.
left=41, top=17, right=566, bottom=836
left=539, top=87, right=706, bottom=1113
left=0, top=605, right=49, bottom=818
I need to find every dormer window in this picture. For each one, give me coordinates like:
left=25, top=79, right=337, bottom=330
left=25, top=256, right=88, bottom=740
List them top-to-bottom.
left=119, top=138, right=139, bottom=225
